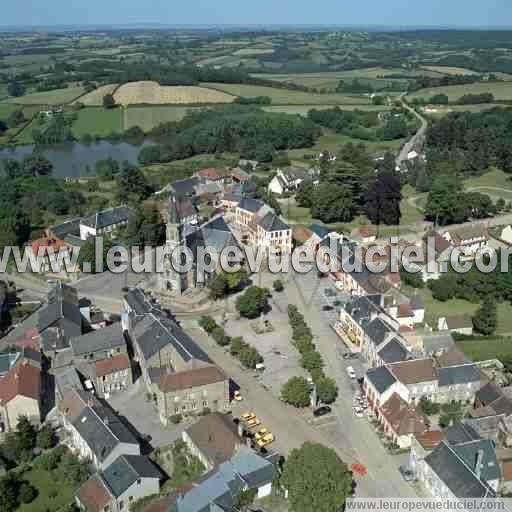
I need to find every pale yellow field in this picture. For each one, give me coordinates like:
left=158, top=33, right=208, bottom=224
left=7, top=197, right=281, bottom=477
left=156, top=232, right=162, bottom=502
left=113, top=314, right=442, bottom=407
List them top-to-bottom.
left=233, top=48, right=274, bottom=56
left=420, top=66, right=479, bottom=76
left=113, top=81, right=236, bottom=105
left=76, top=84, right=119, bottom=106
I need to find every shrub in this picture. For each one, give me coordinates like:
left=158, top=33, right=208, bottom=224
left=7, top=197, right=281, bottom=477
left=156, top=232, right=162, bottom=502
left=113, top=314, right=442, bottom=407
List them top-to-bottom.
left=273, top=279, right=284, bottom=292
left=199, top=315, right=217, bottom=333
left=211, top=326, right=231, bottom=347
left=239, top=346, right=263, bottom=369
left=281, top=377, right=311, bottom=408
left=170, top=414, right=182, bottom=424
left=19, top=482, right=37, bottom=504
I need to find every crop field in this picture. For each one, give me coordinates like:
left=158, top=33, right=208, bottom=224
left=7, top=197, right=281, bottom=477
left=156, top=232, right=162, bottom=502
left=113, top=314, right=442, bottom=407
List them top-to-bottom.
left=233, top=48, right=274, bottom=56
left=419, top=65, right=479, bottom=76
left=114, top=81, right=235, bottom=105
left=407, top=82, right=512, bottom=102
left=202, top=83, right=371, bottom=105
left=77, top=84, right=119, bottom=106
left=6, top=86, right=85, bottom=105
left=0, top=103, right=19, bottom=119
left=262, top=104, right=391, bottom=116
left=124, top=105, right=199, bottom=131
left=72, top=107, right=124, bottom=137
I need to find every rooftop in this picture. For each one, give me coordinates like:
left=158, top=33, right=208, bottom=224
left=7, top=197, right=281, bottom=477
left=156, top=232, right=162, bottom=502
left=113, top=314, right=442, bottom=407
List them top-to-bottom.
left=81, top=206, right=134, bottom=230
left=70, top=322, right=125, bottom=356
left=95, top=354, right=131, bottom=378
left=388, top=358, right=437, bottom=385
left=159, top=365, right=226, bottom=393
left=366, top=365, right=397, bottom=394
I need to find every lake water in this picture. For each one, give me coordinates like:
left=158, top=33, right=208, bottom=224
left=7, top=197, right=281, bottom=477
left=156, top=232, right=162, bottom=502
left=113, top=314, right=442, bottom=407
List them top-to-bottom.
left=0, top=140, right=148, bottom=179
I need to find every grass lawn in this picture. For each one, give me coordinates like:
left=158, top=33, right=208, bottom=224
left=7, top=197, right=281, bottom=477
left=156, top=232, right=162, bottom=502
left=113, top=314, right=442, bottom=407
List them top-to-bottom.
left=419, top=66, right=479, bottom=76
left=406, top=82, right=512, bottom=102
left=201, top=83, right=372, bottom=105
left=6, top=86, right=85, bottom=106
left=0, top=103, right=19, bottom=118
left=262, top=104, right=391, bottom=116
left=124, top=105, right=198, bottom=131
left=72, top=107, right=124, bottom=137
left=464, top=168, right=512, bottom=191
left=457, top=338, right=512, bottom=363
left=16, top=467, right=76, bottom=512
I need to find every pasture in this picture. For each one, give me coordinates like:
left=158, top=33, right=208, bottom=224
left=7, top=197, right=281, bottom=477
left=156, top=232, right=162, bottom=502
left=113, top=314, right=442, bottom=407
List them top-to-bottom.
left=419, top=65, right=479, bottom=76
left=114, top=81, right=235, bottom=105
left=407, top=82, right=512, bottom=102
left=202, top=83, right=371, bottom=105
left=77, top=84, right=119, bottom=106
left=6, top=86, right=85, bottom=105
left=262, top=104, right=391, bottom=116
left=124, top=106, right=199, bottom=131
left=72, top=107, right=124, bottom=137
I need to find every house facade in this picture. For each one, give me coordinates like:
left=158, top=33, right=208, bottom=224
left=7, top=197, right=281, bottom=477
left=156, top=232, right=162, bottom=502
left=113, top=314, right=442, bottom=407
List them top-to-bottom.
left=79, top=206, right=134, bottom=240
left=94, top=354, right=132, bottom=398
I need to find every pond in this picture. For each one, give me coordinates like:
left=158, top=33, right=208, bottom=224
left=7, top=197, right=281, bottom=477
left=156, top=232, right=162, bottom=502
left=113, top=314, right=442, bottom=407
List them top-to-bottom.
left=0, top=140, right=149, bottom=179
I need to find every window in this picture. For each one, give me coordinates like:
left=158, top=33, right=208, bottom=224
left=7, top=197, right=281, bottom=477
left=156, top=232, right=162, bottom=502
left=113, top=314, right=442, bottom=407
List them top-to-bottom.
left=203, top=400, right=208, bottom=407
left=182, top=405, right=187, bottom=411
left=174, top=407, right=179, bottom=414
left=137, top=479, right=141, bottom=485
left=129, top=497, right=134, bottom=502
left=119, top=501, right=124, bottom=510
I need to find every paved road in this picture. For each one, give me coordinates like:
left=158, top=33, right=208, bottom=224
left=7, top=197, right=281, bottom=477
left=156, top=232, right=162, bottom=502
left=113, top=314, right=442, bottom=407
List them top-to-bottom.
left=396, top=97, right=428, bottom=167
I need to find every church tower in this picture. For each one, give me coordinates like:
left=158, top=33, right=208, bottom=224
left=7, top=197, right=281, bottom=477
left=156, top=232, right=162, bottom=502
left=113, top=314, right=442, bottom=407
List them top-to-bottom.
left=161, top=196, right=186, bottom=294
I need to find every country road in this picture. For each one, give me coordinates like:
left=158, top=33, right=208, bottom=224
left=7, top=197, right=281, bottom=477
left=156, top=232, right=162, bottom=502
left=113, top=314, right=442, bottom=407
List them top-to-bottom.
left=396, top=95, right=428, bottom=167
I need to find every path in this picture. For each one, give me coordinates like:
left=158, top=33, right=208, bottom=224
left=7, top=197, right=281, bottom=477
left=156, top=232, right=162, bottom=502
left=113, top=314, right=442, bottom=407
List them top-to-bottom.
left=396, top=95, right=428, bottom=167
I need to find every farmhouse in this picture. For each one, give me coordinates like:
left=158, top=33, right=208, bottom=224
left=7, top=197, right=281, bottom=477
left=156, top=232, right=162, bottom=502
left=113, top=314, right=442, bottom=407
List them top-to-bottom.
left=267, top=168, right=308, bottom=195
left=441, top=225, right=489, bottom=258
left=437, top=315, right=473, bottom=336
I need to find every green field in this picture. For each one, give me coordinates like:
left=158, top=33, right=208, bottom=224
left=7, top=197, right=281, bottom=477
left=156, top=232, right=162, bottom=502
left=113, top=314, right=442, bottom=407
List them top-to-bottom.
left=419, top=65, right=479, bottom=76
left=407, top=82, right=512, bottom=102
left=202, top=83, right=371, bottom=105
left=6, top=86, right=85, bottom=105
left=262, top=104, right=392, bottom=116
left=124, top=105, right=198, bottom=131
left=72, top=107, right=124, bottom=137
left=464, top=168, right=512, bottom=191
left=457, top=334, right=512, bottom=363
left=16, top=467, right=76, bottom=512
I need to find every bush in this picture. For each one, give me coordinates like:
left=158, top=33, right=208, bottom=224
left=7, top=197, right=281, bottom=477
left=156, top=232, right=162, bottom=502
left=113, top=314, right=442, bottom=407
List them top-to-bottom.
left=273, top=280, right=284, bottom=292
left=236, top=286, right=271, bottom=319
left=199, top=315, right=217, bottom=333
left=211, top=326, right=231, bottom=347
left=239, top=346, right=263, bottom=369
left=281, top=377, right=311, bottom=408
left=316, top=377, right=338, bottom=404
left=419, top=397, right=440, bottom=416
left=170, top=414, right=182, bottom=424
left=19, top=482, right=37, bottom=504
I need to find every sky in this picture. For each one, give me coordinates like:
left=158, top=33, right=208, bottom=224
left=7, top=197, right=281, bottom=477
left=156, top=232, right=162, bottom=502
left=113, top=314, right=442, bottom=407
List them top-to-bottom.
left=2, top=0, right=511, bottom=28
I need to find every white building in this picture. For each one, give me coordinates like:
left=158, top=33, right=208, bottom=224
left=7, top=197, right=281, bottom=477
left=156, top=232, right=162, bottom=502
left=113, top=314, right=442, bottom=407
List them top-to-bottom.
left=80, top=206, right=134, bottom=240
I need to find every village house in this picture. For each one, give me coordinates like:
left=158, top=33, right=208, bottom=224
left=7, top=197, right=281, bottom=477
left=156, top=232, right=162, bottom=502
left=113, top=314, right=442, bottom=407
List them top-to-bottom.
left=194, top=167, right=226, bottom=183
left=267, top=167, right=308, bottom=195
left=232, top=198, right=292, bottom=254
left=79, top=206, right=134, bottom=240
left=46, top=217, right=82, bottom=242
left=441, top=225, right=489, bottom=258
left=500, top=225, right=512, bottom=245
left=28, top=237, right=73, bottom=273
left=438, top=315, right=474, bottom=336
left=70, top=322, right=128, bottom=363
left=420, top=331, right=456, bottom=357
left=94, top=354, right=132, bottom=399
left=0, top=361, right=41, bottom=434
left=58, top=388, right=140, bottom=470
left=182, top=412, right=243, bottom=471
left=168, top=447, right=277, bottom=512
left=76, top=454, right=162, bottom=512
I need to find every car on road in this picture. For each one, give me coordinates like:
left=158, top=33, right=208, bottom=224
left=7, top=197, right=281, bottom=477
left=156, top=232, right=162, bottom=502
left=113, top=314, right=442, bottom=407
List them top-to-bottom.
left=324, top=288, right=336, bottom=297
left=322, top=305, right=334, bottom=311
left=343, top=352, right=358, bottom=360
left=346, top=366, right=357, bottom=379
left=233, top=390, right=243, bottom=401
left=313, top=406, right=332, bottom=417
left=353, top=407, right=364, bottom=418
left=241, top=412, right=256, bottom=422
left=246, top=417, right=261, bottom=429
left=255, top=428, right=269, bottom=441
left=256, top=433, right=275, bottom=447
left=399, top=465, right=415, bottom=482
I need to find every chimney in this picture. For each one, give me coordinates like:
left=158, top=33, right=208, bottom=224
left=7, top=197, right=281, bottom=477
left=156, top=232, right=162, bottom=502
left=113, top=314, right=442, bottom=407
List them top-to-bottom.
left=475, top=449, right=484, bottom=479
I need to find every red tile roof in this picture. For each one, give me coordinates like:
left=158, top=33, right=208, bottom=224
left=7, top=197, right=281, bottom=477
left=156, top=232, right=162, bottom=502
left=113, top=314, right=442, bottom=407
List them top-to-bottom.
left=195, top=168, right=222, bottom=179
left=31, top=237, right=67, bottom=256
left=14, top=328, right=41, bottom=351
left=95, top=354, right=131, bottom=378
left=388, top=358, right=437, bottom=385
left=0, top=362, right=40, bottom=405
left=159, top=365, right=227, bottom=393
left=380, top=393, right=427, bottom=436
left=414, top=430, right=445, bottom=450
left=502, top=462, right=512, bottom=482
left=77, top=474, right=112, bottom=512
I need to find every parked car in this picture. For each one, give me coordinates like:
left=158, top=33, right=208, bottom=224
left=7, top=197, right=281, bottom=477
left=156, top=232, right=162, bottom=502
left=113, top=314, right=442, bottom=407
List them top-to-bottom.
left=322, top=305, right=334, bottom=311
left=346, top=366, right=357, bottom=379
left=233, top=390, right=243, bottom=401
left=313, top=406, right=332, bottom=417
left=353, top=407, right=364, bottom=418
left=241, top=412, right=256, bottom=422
left=399, top=465, right=415, bottom=482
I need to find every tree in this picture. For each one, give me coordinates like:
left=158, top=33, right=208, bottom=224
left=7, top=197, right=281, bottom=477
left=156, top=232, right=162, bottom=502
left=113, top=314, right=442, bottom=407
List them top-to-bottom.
left=8, top=81, right=25, bottom=98
left=103, top=94, right=116, bottom=109
left=372, top=95, right=385, bottom=106
left=7, top=110, right=25, bottom=128
left=22, top=154, right=53, bottom=177
left=95, top=157, right=120, bottom=180
left=366, top=162, right=402, bottom=226
left=116, top=163, right=152, bottom=204
left=424, top=176, right=467, bottom=226
left=310, top=183, right=354, bottom=223
left=127, top=202, right=166, bottom=247
left=77, top=236, right=115, bottom=273
left=400, top=267, right=425, bottom=289
left=208, top=274, right=229, bottom=300
left=428, top=274, right=458, bottom=302
left=273, top=279, right=284, bottom=292
left=236, top=286, right=270, bottom=319
left=473, top=296, right=497, bottom=336
left=198, top=315, right=217, bottom=333
left=211, top=326, right=230, bottom=347
left=230, top=336, right=246, bottom=356
left=239, top=346, right=263, bottom=369
left=300, top=350, right=324, bottom=372
left=281, top=377, right=311, bottom=407
left=316, top=377, right=338, bottom=404
left=419, top=397, right=441, bottom=416
left=439, top=401, right=464, bottom=428
left=16, top=416, right=37, bottom=455
left=36, top=425, right=55, bottom=450
left=281, top=442, right=353, bottom=512
left=56, top=452, right=91, bottom=486
left=0, top=473, right=20, bottom=512
left=18, top=482, right=37, bottom=504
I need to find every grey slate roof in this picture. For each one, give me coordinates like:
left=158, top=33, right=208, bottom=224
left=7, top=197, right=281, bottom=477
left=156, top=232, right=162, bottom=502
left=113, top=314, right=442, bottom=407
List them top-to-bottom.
left=171, top=177, right=200, bottom=197
left=238, top=198, right=264, bottom=213
left=81, top=206, right=134, bottom=230
left=256, top=212, right=289, bottom=232
left=50, top=218, right=82, bottom=239
left=309, top=224, right=331, bottom=239
left=64, top=234, right=85, bottom=247
left=124, top=288, right=154, bottom=316
left=344, top=295, right=383, bottom=330
left=132, top=314, right=210, bottom=365
left=365, top=317, right=394, bottom=347
left=71, top=322, right=125, bottom=356
left=421, top=331, right=455, bottom=356
left=378, top=338, right=411, bottom=364
left=0, top=352, right=20, bottom=375
left=438, top=364, right=480, bottom=387
left=366, top=366, right=397, bottom=394
left=476, top=383, right=502, bottom=406
left=72, top=407, right=138, bottom=463
left=445, top=423, right=481, bottom=445
left=452, top=440, right=500, bottom=484
left=424, top=441, right=496, bottom=499
left=101, top=455, right=162, bottom=498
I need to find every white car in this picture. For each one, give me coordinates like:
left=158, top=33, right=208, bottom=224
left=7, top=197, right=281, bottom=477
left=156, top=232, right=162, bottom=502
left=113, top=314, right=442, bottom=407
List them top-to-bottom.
left=346, top=366, right=356, bottom=379
left=353, top=407, right=364, bottom=418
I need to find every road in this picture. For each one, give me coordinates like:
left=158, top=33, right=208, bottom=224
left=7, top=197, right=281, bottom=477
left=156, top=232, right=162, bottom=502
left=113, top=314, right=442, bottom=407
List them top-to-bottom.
left=396, top=96, right=428, bottom=167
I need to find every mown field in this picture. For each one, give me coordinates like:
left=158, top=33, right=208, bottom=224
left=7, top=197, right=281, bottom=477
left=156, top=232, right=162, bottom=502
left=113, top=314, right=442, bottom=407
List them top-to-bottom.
left=419, top=65, right=479, bottom=76
left=114, top=81, right=235, bottom=105
left=407, top=82, right=512, bottom=102
left=202, top=83, right=372, bottom=105
left=77, top=84, right=118, bottom=106
left=6, top=86, right=85, bottom=105
left=262, top=104, right=392, bottom=116
left=124, top=105, right=199, bottom=131
left=72, top=107, right=124, bottom=137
